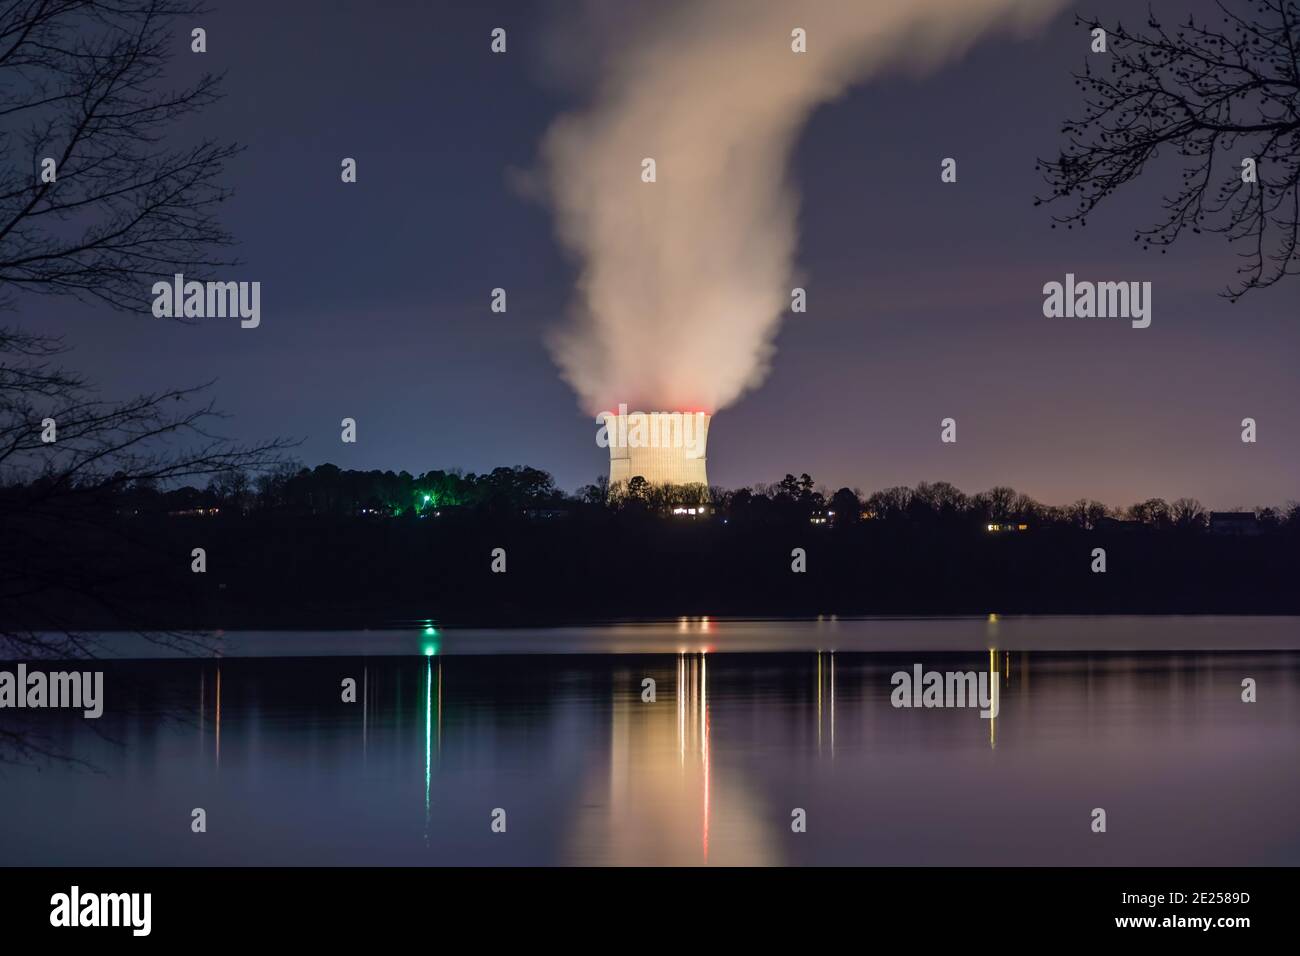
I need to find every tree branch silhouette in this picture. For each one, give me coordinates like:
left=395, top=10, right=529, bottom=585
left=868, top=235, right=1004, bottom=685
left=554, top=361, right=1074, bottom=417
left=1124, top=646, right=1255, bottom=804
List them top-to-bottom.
left=0, top=0, right=239, bottom=312
left=1037, top=1, right=1300, bottom=299
left=0, top=5, right=285, bottom=765
left=1, top=326, right=293, bottom=661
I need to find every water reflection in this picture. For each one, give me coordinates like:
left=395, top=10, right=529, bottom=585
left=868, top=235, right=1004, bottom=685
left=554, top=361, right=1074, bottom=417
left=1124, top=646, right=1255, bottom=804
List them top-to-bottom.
left=2, top=643, right=1298, bottom=866
left=571, top=653, right=777, bottom=865
left=196, top=664, right=224, bottom=767
left=215, top=665, right=222, bottom=768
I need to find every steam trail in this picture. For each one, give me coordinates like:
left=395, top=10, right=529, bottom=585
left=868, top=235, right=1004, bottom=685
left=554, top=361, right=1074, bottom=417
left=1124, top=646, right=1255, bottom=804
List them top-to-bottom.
left=541, top=0, right=1064, bottom=415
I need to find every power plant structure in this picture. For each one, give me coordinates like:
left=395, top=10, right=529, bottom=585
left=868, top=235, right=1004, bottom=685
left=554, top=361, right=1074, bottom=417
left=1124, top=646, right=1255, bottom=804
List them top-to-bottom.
left=602, top=409, right=710, bottom=490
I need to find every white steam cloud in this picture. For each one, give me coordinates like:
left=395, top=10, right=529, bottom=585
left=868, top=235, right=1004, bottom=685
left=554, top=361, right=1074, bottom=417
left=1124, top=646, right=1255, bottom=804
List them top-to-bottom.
left=540, top=0, right=1064, bottom=414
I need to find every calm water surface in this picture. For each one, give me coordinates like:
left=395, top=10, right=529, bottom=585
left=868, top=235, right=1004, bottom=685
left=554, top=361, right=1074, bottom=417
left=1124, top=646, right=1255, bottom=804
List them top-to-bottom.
left=2, top=617, right=1298, bottom=865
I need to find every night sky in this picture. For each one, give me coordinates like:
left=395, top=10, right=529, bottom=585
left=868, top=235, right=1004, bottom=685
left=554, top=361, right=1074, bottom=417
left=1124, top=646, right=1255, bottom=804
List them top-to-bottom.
left=28, top=0, right=1298, bottom=508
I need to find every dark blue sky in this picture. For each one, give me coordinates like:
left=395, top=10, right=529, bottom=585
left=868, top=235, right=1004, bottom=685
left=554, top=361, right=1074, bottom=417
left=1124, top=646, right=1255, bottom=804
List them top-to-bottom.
left=29, top=0, right=1298, bottom=508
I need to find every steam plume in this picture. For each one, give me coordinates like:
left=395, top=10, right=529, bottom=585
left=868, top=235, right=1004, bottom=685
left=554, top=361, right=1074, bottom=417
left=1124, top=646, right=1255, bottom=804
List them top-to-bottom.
left=540, top=0, right=1063, bottom=414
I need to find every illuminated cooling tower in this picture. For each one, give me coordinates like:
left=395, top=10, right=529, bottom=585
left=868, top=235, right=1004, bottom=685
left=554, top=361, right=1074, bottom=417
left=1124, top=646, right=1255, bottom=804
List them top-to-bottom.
left=603, top=410, right=710, bottom=488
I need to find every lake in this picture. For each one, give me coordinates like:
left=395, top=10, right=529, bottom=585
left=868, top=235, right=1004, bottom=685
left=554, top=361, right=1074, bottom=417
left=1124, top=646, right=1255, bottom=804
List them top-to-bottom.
left=2, top=616, right=1297, bottom=865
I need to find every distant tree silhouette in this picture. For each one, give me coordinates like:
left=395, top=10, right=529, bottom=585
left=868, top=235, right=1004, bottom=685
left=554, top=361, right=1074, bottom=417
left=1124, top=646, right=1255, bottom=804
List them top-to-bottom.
left=1038, top=1, right=1300, bottom=298
left=207, top=468, right=252, bottom=513
left=576, top=474, right=611, bottom=506
left=912, top=481, right=967, bottom=518
left=865, top=485, right=912, bottom=522
left=977, top=486, right=1019, bottom=523
left=829, top=487, right=862, bottom=524
left=1171, top=496, right=1210, bottom=529
left=1128, top=497, right=1172, bottom=528
left=1066, top=498, right=1111, bottom=530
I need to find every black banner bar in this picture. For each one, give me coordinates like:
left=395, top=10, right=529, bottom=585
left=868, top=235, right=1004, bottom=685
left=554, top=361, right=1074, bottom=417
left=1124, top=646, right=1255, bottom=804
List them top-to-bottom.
left=0, top=867, right=1284, bottom=942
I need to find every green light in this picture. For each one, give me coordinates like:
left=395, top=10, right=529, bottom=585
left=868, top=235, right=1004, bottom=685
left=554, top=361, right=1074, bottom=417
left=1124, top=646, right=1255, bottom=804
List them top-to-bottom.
left=423, top=494, right=431, bottom=503
left=421, top=625, right=439, bottom=656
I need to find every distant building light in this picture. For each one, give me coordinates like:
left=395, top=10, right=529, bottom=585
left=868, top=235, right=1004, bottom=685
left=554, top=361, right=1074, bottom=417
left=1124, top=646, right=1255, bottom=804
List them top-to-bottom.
left=168, top=507, right=220, bottom=517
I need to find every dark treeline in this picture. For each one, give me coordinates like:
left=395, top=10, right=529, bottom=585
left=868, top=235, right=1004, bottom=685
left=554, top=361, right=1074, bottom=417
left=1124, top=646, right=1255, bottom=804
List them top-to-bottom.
left=45, top=462, right=1300, bottom=532
left=4, top=464, right=1297, bottom=630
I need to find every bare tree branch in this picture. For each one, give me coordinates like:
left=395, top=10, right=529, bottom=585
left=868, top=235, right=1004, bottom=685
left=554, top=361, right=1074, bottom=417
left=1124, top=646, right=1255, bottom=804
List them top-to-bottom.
left=0, top=0, right=239, bottom=312
left=1037, top=1, right=1300, bottom=299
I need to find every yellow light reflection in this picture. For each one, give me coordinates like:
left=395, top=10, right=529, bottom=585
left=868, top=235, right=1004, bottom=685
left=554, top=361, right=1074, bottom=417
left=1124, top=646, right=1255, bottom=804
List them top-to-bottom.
left=988, top=648, right=996, bottom=750
left=568, top=652, right=771, bottom=865
left=677, top=655, right=685, bottom=765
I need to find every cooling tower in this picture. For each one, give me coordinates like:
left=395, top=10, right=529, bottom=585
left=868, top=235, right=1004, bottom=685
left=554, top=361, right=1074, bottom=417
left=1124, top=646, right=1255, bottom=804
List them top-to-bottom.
left=602, top=410, right=710, bottom=489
